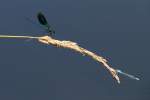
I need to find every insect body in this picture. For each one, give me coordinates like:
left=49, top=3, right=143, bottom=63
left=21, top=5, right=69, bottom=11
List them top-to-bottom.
left=116, top=69, right=140, bottom=80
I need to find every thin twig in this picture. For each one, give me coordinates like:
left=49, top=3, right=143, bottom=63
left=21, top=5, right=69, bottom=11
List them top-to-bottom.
left=0, top=35, right=120, bottom=83
left=0, top=35, right=39, bottom=39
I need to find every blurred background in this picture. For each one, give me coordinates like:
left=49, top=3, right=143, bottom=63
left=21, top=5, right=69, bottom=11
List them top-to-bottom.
left=0, top=0, right=149, bottom=100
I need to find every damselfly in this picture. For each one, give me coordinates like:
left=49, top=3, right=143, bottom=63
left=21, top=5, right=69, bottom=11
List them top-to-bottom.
left=26, top=12, right=55, bottom=36
left=37, top=12, right=55, bottom=35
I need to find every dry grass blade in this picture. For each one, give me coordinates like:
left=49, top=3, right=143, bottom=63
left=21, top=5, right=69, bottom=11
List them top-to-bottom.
left=0, top=35, right=120, bottom=83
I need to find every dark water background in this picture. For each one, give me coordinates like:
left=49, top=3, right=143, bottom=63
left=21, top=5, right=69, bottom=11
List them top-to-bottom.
left=0, top=0, right=149, bottom=100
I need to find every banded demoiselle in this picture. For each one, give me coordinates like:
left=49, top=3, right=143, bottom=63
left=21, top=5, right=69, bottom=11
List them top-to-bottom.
left=37, top=12, right=55, bottom=36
